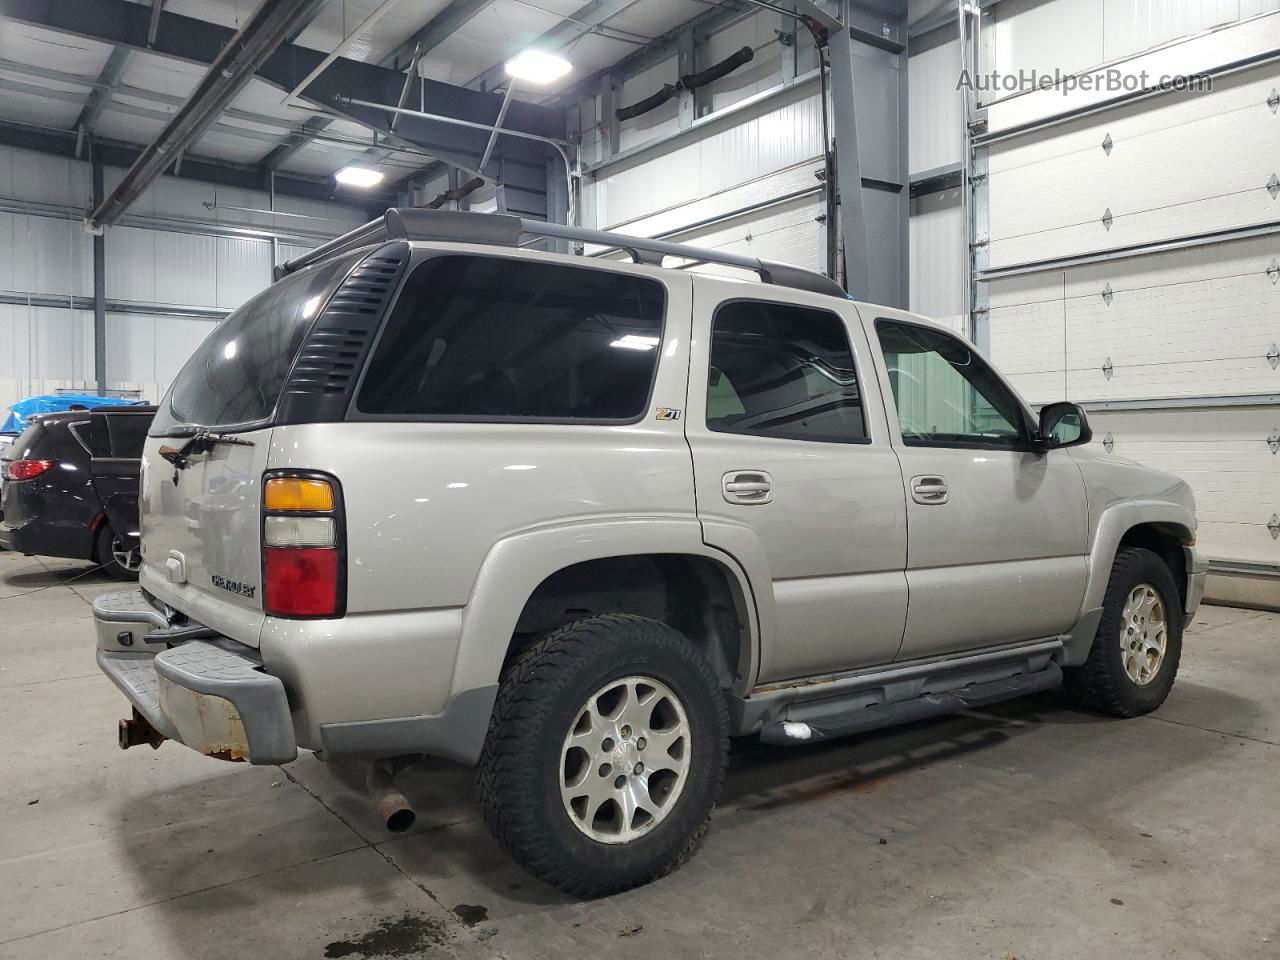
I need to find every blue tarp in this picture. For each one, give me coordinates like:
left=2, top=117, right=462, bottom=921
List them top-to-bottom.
left=0, top=394, right=147, bottom=435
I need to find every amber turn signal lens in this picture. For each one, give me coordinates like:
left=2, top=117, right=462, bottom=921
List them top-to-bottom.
left=264, top=477, right=334, bottom=512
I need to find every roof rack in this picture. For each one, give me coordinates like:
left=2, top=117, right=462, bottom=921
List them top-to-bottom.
left=276, top=208, right=849, bottom=300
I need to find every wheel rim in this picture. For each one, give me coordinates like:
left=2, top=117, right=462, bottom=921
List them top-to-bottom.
left=111, top=536, right=141, bottom=573
left=1120, top=583, right=1167, bottom=686
left=559, top=675, right=691, bottom=845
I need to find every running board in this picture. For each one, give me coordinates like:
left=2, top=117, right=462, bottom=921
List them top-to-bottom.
left=758, top=661, right=1062, bottom=746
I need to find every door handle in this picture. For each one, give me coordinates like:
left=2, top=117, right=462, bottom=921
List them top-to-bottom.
left=723, top=471, right=773, bottom=505
left=910, top=475, right=950, bottom=505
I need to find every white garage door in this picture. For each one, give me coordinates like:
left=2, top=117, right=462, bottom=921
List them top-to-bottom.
left=981, top=16, right=1280, bottom=597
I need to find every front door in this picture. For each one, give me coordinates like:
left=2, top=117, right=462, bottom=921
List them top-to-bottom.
left=685, top=280, right=908, bottom=685
left=869, top=314, right=1088, bottom=660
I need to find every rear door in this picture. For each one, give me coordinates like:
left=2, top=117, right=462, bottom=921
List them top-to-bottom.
left=139, top=253, right=361, bottom=646
left=684, top=279, right=908, bottom=684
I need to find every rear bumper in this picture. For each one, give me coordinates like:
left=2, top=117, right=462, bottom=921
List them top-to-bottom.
left=94, top=588, right=490, bottom=765
left=94, top=590, right=296, bottom=765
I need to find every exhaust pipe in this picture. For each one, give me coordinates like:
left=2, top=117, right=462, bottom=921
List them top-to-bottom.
left=119, top=708, right=166, bottom=750
left=367, top=759, right=416, bottom=832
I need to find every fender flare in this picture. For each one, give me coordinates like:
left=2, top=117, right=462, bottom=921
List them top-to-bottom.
left=1062, top=499, right=1195, bottom=666
left=448, top=516, right=770, bottom=697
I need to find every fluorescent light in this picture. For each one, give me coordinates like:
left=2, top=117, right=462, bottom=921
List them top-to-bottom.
left=505, top=49, right=572, bottom=85
left=334, top=165, right=384, bottom=188
left=610, top=335, right=660, bottom=351
left=222, top=340, right=237, bottom=359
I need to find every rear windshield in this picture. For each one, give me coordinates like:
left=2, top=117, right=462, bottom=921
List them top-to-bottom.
left=150, top=251, right=363, bottom=436
left=357, top=255, right=666, bottom=422
left=5, top=418, right=84, bottom=463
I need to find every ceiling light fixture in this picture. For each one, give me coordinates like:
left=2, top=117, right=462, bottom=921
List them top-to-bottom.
left=505, top=49, right=572, bottom=85
left=334, top=165, right=385, bottom=188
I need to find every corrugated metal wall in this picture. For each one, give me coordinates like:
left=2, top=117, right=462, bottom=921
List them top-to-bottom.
left=0, top=145, right=364, bottom=414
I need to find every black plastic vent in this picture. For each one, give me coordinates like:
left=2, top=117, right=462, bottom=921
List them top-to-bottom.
left=276, top=241, right=410, bottom=425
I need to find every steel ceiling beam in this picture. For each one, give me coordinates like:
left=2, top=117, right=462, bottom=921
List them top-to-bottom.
left=0, top=0, right=565, bottom=189
left=81, top=0, right=331, bottom=229
left=73, top=46, right=131, bottom=149
left=0, top=118, right=387, bottom=206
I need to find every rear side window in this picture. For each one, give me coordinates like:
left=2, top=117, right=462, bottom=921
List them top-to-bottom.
left=150, top=251, right=363, bottom=436
left=357, top=255, right=665, bottom=422
left=706, top=299, right=867, bottom=443
left=85, top=413, right=152, bottom=458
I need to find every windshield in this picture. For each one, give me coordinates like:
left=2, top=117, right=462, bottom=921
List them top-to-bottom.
left=150, top=251, right=363, bottom=436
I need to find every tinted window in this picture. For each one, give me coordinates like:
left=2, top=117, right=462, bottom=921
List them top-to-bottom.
left=151, top=251, right=362, bottom=435
left=358, top=255, right=665, bottom=421
left=706, top=300, right=866, bottom=443
left=875, top=319, right=1027, bottom=448
left=89, top=413, right=153, bottom=458
left=7, top=418, right=85, bottom=463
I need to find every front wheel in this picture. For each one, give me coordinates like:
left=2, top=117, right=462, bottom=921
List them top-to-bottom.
left=96, top=526, right=140, bottom=581
left=1064, top=546, right=1183, bottom=717
left=477, top=614, right=729, bottom=897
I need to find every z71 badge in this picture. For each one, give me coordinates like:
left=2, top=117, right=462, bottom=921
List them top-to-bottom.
left=211, top=575, right=256, bottom=600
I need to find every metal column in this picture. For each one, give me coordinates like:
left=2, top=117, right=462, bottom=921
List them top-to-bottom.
left=814, top=1, right=910, bottom=307
left=91, top=153, right=107, bottom=393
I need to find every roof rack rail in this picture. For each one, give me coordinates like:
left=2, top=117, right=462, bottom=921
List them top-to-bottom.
left=275, top=208, right=849, bottom=300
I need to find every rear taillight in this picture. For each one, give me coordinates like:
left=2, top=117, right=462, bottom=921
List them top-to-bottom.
left=3, top=459, right=53, bottom=481
left=262, top=473, right=344, bottom=618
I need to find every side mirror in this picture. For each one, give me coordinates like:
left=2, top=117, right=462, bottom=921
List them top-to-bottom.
left=1037, top=401, right=1092, bottom=449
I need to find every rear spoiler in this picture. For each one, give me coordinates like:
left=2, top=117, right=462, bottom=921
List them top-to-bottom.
left=274, top=208, right=849, bottom=301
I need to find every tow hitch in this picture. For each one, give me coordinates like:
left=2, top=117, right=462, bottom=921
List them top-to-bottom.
left=118, top=708, right=167, bottom=751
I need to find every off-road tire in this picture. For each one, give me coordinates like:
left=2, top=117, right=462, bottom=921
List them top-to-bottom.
left=96, top=526, right=139, bottom=582
left=1064, top=546, right=1182, bottom=717
left=476, top=614, right=729, bottom=897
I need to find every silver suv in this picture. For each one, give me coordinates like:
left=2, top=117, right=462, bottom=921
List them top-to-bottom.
left=94, top=209, right=1207, bottom=896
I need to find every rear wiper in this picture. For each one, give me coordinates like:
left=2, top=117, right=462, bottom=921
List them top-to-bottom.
left=158, top=431, right=255, bottom=470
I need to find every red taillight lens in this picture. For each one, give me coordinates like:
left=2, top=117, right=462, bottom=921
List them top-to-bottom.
left=4, top=459, right=53, bottom=481
left=261, top=472, right=344, bottom=619
left=264, top=548, right=339, bottom=617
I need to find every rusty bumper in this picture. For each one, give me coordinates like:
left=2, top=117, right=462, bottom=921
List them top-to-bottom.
left=95, top=591, right=296, bottom=765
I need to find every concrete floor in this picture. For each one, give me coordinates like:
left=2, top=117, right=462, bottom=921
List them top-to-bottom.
left=0, top=550, right=1276, bottom=960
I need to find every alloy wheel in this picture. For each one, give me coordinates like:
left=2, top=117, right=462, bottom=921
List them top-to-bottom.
left=559, top=675, right=691, bottom=844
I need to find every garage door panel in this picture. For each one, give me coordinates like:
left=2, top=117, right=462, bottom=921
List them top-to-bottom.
left=988, top=62, right=1279, bottom=268
left=991, top=188, right=1276, bottom=267
left=1062, top=233, right=1278, bottom=296
left=1066, top=273, right=1276, bottom=364
left=989, top=298, right=1065, bottom=375
left=1069, top=356, right=1279, bottom=400
left=1084, top=406, right=1279, bottom=564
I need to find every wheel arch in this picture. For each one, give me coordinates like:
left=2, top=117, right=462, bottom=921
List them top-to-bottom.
left=1081, top=500, right=1195, bottom=617
left=450, top=519, right=762, bottom=699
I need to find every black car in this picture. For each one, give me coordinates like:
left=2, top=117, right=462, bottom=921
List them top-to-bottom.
left=0, top=406, right=155, bottom=580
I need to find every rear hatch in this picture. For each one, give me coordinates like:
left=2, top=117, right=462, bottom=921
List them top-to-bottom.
left=140, top=250, right=371, bottom=646
left=86, top=407, right=156, bottom=549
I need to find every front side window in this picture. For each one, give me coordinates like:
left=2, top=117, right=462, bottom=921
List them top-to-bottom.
left=357, top=255, right=665, bottom=422
left=706, top=300, right=866, bottom=443
left=875, top=319, right=1027, bottom=448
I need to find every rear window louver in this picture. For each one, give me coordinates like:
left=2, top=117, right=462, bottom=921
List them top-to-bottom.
left=276, top=241, right=411, bottom=425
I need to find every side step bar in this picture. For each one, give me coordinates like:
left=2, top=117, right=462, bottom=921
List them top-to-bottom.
left=759, top=662, right=1063, bottom=745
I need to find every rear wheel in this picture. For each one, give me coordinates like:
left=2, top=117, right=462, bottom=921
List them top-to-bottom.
left=96, top=526, right=140, bottom=581
left=1065, top=546, right=1182, bottom=717
left=477, top=614, right=729, bottom=897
